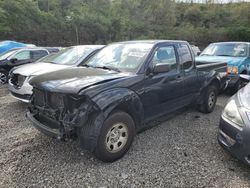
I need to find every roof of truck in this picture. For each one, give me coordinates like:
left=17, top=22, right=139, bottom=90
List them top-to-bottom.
left=114, top=40, right=189, bottom=44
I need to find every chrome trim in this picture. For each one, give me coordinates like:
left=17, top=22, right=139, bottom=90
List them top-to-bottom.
left=9, top=93, right=30, bottom=103
left=219, top=130, right=236, bottom=146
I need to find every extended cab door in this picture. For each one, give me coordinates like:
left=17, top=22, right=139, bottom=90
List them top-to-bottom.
left=177, top=43, right=201, bottom=104
left=141, top=44, right=186, bottom=121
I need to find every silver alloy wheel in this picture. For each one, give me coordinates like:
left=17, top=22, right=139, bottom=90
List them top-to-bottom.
left=0, top=72, right=7, bottom=84
left=208, top=91, right=215, bottom=109
left=105, top=123, right=128, bottom=153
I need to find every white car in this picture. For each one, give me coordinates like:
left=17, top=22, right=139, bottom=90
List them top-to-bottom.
left=8, top=45, right=104, bottom=102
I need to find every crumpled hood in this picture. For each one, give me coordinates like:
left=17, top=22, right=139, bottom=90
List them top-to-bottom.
left=195, top=56, right=246, bottom=66
left=12, top=62, right=70, bottom=76
left=30, top=67, right=130, bottom=94
left=238, top=83, right=250, bottom=110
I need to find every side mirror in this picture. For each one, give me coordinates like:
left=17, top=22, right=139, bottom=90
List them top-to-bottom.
left=10, top=58, right=18, bottom=64
left=153, top=63, right=171, bottom=74
left=240, top=74, right=250, bottom=82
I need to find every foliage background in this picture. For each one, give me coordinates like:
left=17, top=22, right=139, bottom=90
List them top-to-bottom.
left=0, top=0, right=249, bottom=47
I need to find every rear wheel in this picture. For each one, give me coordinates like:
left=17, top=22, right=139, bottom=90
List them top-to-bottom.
left=0, top=71, right=8, bottom=84
left=198, top=85, right=218, bottom=113
left=94, top=111, right=135, bottom=162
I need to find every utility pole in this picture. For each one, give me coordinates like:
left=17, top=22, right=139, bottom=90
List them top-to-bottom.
left=75, top=25, right=79, bottom=45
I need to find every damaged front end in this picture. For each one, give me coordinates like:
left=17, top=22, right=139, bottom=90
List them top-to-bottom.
left=27, top=88, right=102, bottom=142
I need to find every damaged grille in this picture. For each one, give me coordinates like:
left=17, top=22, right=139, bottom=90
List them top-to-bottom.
left=10, top=74, right=26, bottom=88
left=33, top=89, right=64, bottom=109
left=33, top=89, right=46, bottom=107
left=48, top=92, right=64, bottom=109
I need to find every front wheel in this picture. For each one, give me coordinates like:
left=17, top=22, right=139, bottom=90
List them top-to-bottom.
left=0, top=71, right=8, bottom=84
left=198, top=85, right=218, bottom=113
left=94, top=111, right=135, bottom=162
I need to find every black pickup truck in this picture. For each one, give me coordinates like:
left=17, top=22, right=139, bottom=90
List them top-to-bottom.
left=27, top=40, right=227, bottom=162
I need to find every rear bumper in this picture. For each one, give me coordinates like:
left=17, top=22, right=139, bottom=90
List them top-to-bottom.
left=227, top=74, right=240, bottom=87
left=218, top=116, right=250, bottom=166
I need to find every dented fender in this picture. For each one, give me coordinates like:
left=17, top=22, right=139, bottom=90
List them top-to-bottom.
left=196, top=70, right=221, bottom=104
left=78, top=88, right=144, bottom=152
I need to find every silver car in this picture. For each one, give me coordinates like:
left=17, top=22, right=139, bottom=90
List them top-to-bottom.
left=8, top=45, right=104, bottom=102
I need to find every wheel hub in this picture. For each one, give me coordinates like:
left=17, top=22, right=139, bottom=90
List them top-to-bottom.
left=0, top=73, right=7, bottom=84
left=208, top=92, right=215, bottom=108
left=106, top=123, right=128, bottom=153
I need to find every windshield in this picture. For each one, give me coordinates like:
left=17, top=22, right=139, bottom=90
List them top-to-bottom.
left=84, top=43, right=153, bottom=72
left=201, top=43, right=248, bottom=57
left=40, top=46, right=100, bottom=65
left=0, top=49, right=17, bottom=61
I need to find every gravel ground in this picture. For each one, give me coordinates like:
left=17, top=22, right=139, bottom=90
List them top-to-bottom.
left=1, top=85, right=250, bottom=188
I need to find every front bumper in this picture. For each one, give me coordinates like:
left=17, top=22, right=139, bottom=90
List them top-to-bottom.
left=8, top=77, right=33, bottom=103
left=10, top=92, right=31, bottom=103
left=26, top=112, right=63, bottom=139
left=218, top=115, right=250, bottom=166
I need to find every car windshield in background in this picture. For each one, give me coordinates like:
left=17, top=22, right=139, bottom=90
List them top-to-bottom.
left=84, top=43, right=153, bottom=72
left=201, top=43, right=248, bottom=57
left=41, top=46, right=98, bottom=65
left=0, top=49, right=17, bottom=61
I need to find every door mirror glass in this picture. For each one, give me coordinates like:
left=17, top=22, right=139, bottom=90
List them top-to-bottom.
left=151, top=45, right=177, bottom=74
left=153, top=63, right=171, bottom=73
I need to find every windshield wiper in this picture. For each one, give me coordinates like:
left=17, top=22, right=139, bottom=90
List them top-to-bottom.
left=216, top=54, right=231, bottom=57
left=44, top=61, right=55, bottom=64
left=95, top=66, right=121, bottom=72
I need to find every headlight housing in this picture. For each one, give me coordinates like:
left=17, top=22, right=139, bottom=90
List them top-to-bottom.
left=228, top=66, right=238, bottom=74
left=222, top=100, right=244, bottom=127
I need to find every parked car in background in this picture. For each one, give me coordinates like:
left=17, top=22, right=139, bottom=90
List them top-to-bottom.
left=0, top=40, right=35, bottom=54
left=27, top=40, right=227, bottom=162
left=196, top=42, right=250, bottom=93
left=8, top=45, right=104, bottom=102
left=191, top=45, right=201, bottom=56
left=0, top=47, right=59, bottom=84
left=218, top=75, right=250, bottom=166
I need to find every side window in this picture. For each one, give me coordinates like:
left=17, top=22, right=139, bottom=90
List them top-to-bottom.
left=178, top=44, right=193, bottom=70
left=152, top=46, right=177, bottom=71
left=31, top=50, right=48, bottom=60
left=12, top=51, right=31, bottom=60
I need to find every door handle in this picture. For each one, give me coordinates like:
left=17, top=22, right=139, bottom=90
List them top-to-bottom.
left=176, top=75, right=182, bottom=82
left=176, top=75, right=182, bottom=79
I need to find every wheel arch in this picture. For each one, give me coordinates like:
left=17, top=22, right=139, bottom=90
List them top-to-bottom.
left=196, top=76, right=220, bottom=105
left=78, top=88, right=144, bottom=152
left=92, top=88, right=144, bottom=130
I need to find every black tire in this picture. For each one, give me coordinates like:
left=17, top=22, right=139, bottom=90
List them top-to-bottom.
left=0, top=71, right=8, bottom=84
left=228, top=79, right=244, bottom=95
left=198, top=85, right=218, bottom=113
left=94, top=111, right=135, bottom=162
